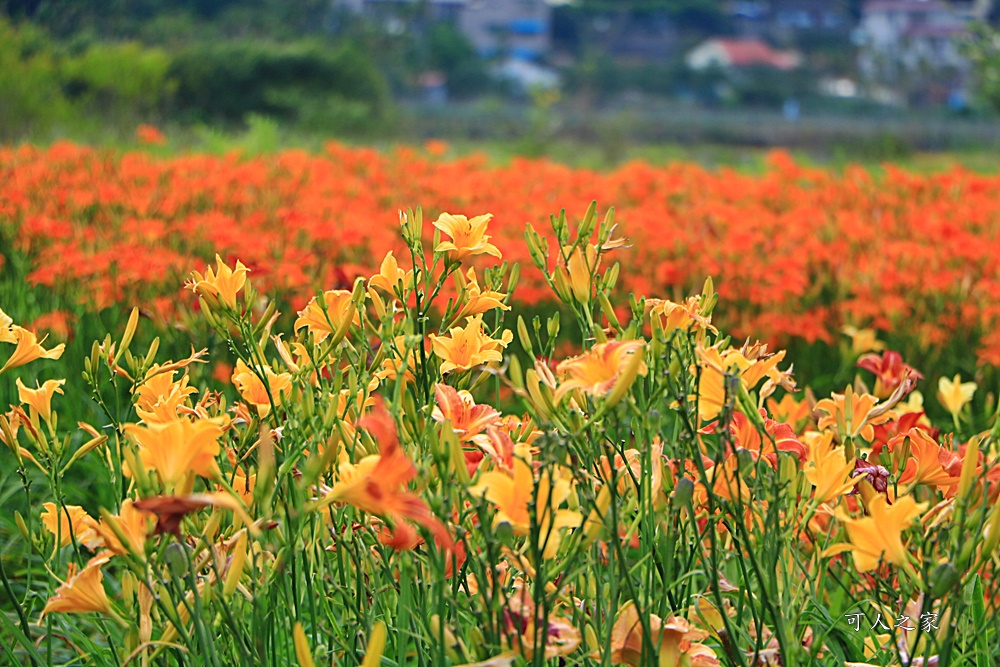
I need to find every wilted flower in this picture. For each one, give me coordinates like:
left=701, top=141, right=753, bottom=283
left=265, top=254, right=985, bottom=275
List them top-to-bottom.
left=607, top=601, right=719, bottom=666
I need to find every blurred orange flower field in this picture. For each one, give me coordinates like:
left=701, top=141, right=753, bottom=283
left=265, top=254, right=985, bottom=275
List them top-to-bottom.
left=4, top=141, right=1000, bottom=363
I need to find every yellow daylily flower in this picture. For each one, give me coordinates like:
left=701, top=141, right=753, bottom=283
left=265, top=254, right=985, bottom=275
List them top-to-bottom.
left=433, top=212, right=501, bottom=262
left=368, top=251, right=410, bottom=295
left=187, top=254, right=249, bottom=310
left=455, top=267, right=509, bottom=320
left=294, top=290, right=358, bottom=343
left=0, top=307, right=15, bottom=344
left=429, top=317, right=511, bottom=375
left=841, top=326, right=886, bottom=356
left=0, top=327, right=65, bottom=375
left=553, top=340, right=647, bottom=405
left=231, top=359, right=292, bottom=418
left=135, top=366, right=198, bottom=424
left=937, top=374, right=976, bottom=418
left=16, top=378, right=65, bottom=423
left=124, top=416, right=226, bottom=488
left=803, top=431, right=859, bottom=504
left=469, top=457, right=582, bottom=558
left=824, top=494, right=927, bottom=572
left=40, top=503, right=102, bottom=549
left=41, top=554, right=117, bottom=619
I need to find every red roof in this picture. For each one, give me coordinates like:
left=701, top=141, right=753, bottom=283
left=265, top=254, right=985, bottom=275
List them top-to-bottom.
left=713, top=38, right=801, bottom=69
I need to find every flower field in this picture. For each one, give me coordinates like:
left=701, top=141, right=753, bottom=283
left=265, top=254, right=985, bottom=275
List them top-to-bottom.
left=2, top=141, right=1000, bottom=666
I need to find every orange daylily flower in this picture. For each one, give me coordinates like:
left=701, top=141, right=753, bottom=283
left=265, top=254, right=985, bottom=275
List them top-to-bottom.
left=433, top=212, right=501, bottom=262
left=187, top=254, right=249, bottom=310
left=294, top=290, right=359, bottom=342
left=647, top=296, right=718, bottom=336
left=429, top=317, right=512, bottom=374
left=0, top=327, right=65, bottom=374
left=554, top=339, right=647, bottom=405
left=231, top=359, right=292, bottom=418
left=16, top=378, right=65, bottom=423
left=432, top=383, right=501, bottom=441
left=765, top=392, right=812, bottom=432
left=316, top=409, right=452, bottom=549
left=702, top=410, right=806, bottom=468
left=124, top=416, right=226, bottom=488
left=888, top=428, right=962, bottom=493
left=824, top=494, right=927, bottom=572
left=40, top=503, right=102, bottom=549
left=41, top=554, right=116, bottom=619
left=607, top=601, right=719, bottom=666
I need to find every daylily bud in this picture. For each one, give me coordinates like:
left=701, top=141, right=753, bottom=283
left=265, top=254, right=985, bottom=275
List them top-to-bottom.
left=598, top=292, right=620, bottom=332
left=114, top=307, right=140, bottom=367
left=516, top=316, right=534, bottom=357
left=605, top=342, right=647, bottom=409
left=956, top=435, right=981, bottom=503
left=581, top=484, right=612, bottom=550
left=979, top=493, right=1000, bottom=561
left=14, top=511, right=29, bottom=542
left=224, top=532, right=248, bottom=598
left=293, top=621, right=315, bottom=667
left=360, top=622, right=386, bottom=667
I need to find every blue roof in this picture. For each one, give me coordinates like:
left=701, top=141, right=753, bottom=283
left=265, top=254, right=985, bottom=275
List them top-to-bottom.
left=509, top=18, right=546, bottom=35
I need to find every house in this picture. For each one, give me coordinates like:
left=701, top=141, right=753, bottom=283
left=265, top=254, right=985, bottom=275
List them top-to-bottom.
left=335, top=0, right=553, bottom=61
left=727, top=0, right=853, bottom=41
left=856, top=0, right=971, bottom=103
left=686, top=38, right=802, bottom=70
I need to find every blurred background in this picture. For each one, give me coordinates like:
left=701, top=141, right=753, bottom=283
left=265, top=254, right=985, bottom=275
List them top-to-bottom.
left=5, top=0, right=1000, bottom=164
